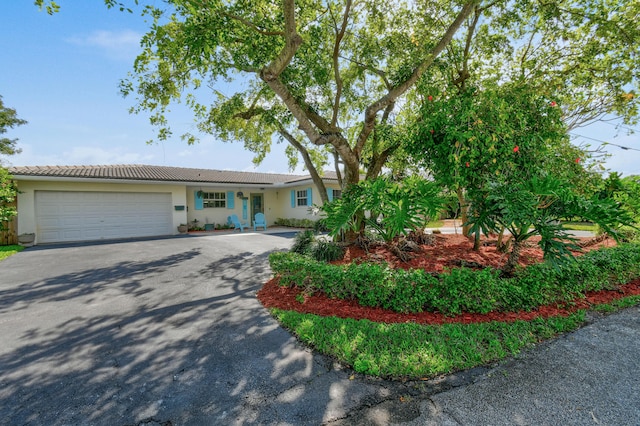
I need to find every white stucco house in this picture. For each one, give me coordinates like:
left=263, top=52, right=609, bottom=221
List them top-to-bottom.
left=8, top=164, right=343, bottom=245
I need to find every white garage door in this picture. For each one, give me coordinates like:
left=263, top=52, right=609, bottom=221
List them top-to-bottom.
left=35, top=191, right=173, bottom=243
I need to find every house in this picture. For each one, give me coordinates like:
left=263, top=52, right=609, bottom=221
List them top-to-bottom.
left=8, top=164, right=343, bottom=245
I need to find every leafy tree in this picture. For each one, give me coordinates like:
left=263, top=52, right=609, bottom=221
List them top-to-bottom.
left=35, top=0, right=639, bottom=207
left=114, top=0, right=477, bottom=202
left=436, top=0, right=640, bottom=130
left=407, top=83, right=588, bottom=236
left=0, top=96, right=27, bottom=159
left=0, top=96, right=26, bottom=235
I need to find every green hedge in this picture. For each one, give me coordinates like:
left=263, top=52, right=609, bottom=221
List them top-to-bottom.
left=274, top=218, right=318, bottom=229
left=269, top=243, right=640, bottom=315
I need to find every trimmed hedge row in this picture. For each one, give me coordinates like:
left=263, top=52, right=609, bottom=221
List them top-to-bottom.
left=269, top=243, right=640, bottom=315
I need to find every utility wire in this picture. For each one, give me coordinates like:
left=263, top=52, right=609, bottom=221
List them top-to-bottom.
left=570, top=133, right=640, bottom=152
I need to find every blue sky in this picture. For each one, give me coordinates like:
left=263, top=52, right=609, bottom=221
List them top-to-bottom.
left=1, top=1, right=638, bottom=176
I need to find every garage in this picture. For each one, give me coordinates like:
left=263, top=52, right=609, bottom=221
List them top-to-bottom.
left=35, top=191, right=173, bottom=243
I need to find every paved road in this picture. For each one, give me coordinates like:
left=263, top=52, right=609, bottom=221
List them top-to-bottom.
left=0, top=233, right=638, bottom=425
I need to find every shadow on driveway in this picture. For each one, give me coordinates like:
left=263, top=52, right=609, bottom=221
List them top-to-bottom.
left=0, top=235, right=411, bottom=425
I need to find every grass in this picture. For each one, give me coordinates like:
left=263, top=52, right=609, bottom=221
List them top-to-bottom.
left=425, top=219, right=445, bottom=228
left=561, top=221, right=598, bottom=232
left=0, top=245, right=24, bottom=261
left=270, top=294, right=640, bottom=380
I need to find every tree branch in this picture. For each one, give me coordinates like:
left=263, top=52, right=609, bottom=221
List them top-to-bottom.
left=260, top=0, right=303, bottom=81
left=331, top=0, right=352, bottom=127
left=354, top=1, right=478, bottom=157
left=278, top=127, right=329, bottom=203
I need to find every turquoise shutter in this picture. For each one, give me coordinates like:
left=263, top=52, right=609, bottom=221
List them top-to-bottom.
left=307, top=188, right=312, bottom=206
left=327, top=188, right=333, bottom=202
left=194, top=190, right=203, bottom=210
left=291, top=190, right=296, bottom=208
left=227, top=191, right=235, bottom=209
left=242, top=198, right=248, bottom=220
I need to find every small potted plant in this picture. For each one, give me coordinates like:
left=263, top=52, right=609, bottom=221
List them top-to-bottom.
left=177, top=224, right=188, bottom=234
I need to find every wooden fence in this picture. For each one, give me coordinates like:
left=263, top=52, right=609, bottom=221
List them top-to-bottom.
left=1, top=200, right=18, bottom=245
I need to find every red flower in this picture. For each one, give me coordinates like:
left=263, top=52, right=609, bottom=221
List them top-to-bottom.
left=428, top=95, right=433, bottom=101
left=550, top=101, right=557, bottom=107
left=430, top=129, right=434, bottom=134
left=513, top=146, right=519, bottom=153
left=575, top=158, right=580, bottom=163
left=465, top=162, right=470, bottom=167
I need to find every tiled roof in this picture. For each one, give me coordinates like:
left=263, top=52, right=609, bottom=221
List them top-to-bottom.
left=8, top=164, right=339, bottom=185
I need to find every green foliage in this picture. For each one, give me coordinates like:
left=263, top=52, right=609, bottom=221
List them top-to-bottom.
left=409, top=84, right=582, bottom=193
left=0, top=96, right=27, bottom=158
left=0, top=168, right=18, bottom=231
left=466, top=174, right=634, bottom=273
left=611, top=175, right=640, bottom=242
left=322, top=176, right=443, bottom=242
left=274, top=218, right=318, bottom=229
left=290, top=229, right=316, bottom=255
left=289, top=230, right=344, bottom=262
left=309, top=238, right=344, bottom=263
left=270, top=243, right=640, bottom=315
left=0, top=245, right=24, bottom=260
left=272, top=308, right=586, bottom=379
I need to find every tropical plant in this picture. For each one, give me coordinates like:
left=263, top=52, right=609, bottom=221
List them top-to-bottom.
left=466, top=174, right=634, bottom=275
left=322, top=176, right=443, bottom=243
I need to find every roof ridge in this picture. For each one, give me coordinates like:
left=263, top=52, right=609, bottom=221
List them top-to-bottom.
left=7, top=164, right=338, bottom=185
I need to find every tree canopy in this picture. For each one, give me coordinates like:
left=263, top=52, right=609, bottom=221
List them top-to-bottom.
left=36, top=0, right=640, bottom=201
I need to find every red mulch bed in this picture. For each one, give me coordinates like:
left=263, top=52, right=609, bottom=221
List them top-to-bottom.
left=257, top=234, right=640, bottom=324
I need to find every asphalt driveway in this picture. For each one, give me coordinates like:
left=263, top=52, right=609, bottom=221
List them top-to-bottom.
left=1, top=233, right=639, bottom=425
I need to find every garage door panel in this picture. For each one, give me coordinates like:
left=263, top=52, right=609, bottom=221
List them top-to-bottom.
left=35, top=191, right=173, bottom=243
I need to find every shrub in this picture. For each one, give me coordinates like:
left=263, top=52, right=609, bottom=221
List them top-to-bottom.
left=275, top=218, right=318, bottom=229
left=290, top=229, right=316, bottom=255
left=309, top=238, right=344, bottom=262
left=269, top=243, right=640, bottom=316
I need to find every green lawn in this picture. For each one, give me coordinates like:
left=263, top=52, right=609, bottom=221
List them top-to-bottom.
left=425, top=219, right=445, bottom=228
left=561, top=221, right=598, bottom=232
left=0, top=245, right=24, bottom=261
left=270, top=295, right=640, bottom=380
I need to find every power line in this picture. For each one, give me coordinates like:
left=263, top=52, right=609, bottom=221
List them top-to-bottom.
left=569, top=133, right=640, bottom=152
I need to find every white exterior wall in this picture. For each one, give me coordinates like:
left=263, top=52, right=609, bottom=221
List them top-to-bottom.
left=15, top=178, right=341, bottom=238
left=16, top=180, right=187, bottom=237
left=278, top=184, right=341, bottom=222
left=186, top=186, right=288, bottom=227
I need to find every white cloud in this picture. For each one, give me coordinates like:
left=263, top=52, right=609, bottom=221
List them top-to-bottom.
left=66, top=29, right=142, bottom=61
left=11, top=144, right=154, bottom=167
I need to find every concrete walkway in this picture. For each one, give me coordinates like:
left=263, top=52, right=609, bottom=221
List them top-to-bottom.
left=0, top=232, right=637, bottom=425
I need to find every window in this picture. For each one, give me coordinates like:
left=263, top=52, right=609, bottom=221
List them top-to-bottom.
left=332, top=189, right=342, bottom=200
left=296, top=190, right=308, bottom=207
left=203, top=192, right=226, bottom=208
